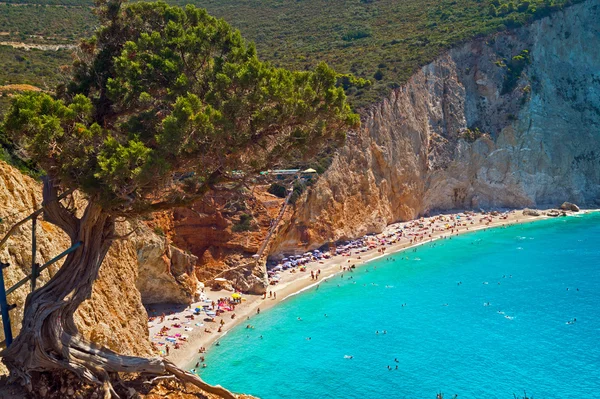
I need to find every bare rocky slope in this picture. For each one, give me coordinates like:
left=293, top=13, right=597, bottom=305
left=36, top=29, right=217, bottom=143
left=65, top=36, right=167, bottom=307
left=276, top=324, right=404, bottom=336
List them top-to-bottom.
left=273, top=0, right=600, bottom=253
left=0, top=161, right=199, bottom=372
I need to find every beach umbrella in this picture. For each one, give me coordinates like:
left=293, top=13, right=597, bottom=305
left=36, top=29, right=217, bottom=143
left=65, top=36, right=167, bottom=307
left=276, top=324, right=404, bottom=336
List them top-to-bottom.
left=231, top=293, right=242, bottom=299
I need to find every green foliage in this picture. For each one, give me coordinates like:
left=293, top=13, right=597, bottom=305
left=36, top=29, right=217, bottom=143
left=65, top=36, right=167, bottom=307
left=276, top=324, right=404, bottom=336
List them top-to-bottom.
left=0, top=0, right=582, bottom=111
left=3, top=1, right=357, bottom=215
left=0, top=3, right=97, bottom=44
left=342, top=28, right=372, bottom=41
left=0, top=46, right=71, bottom=89
left=501, top=49, right=531, bottom=93
left=0, top=122, right=42, bottom=177
left=459, top=127, right=488, bottom=143
left=289, top=179, right=308, bottom=204
left=267, top=183, right=287, bottom=198
left=232, top=213, right=254, bottom=232
left=153, top=226, right=165, bottom=236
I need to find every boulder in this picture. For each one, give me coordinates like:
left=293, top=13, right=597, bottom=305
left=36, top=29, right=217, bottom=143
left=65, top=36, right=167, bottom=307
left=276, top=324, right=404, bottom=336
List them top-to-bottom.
left=560, top=202, right=580, bottom=212
left=522, top=209, right=541, bottom=216
left=547, top=209, right=561, bottom=217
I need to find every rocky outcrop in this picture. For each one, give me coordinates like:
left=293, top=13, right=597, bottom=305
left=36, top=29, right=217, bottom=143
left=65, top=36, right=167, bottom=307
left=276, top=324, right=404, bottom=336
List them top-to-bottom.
left=273, top=0, right=600, bottom=253
left=0, top=161, right=198, bottom=362
left=153, top=187, right=286, bottom=294
left=560, top=202, right=580, bottom=212
left=522, top=209, right=541, bottom=216
left=135, top=233, right=199, bottom=305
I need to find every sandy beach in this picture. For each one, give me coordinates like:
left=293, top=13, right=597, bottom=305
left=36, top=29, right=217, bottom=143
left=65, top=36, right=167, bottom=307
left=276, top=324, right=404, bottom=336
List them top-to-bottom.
left=146, top=208, right=591, bottom=370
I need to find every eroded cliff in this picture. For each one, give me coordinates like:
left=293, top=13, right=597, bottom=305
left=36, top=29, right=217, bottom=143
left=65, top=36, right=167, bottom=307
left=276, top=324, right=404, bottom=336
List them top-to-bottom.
left=273, top=0, right=600, bottom=252
left=149, top=186, right=287, bottom=294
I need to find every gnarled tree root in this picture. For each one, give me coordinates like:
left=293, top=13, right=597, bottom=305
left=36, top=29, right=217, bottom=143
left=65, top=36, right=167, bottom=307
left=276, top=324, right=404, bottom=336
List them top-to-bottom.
left=5, top=333, right=236, bottom=399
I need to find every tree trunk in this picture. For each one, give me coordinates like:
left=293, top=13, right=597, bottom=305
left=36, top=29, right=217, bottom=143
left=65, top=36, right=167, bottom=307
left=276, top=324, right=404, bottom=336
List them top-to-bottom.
left=1, top=178, right=236, bottom=399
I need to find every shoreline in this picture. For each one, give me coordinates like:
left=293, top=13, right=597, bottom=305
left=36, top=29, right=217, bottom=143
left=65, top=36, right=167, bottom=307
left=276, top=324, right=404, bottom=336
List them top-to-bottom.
left=146, top=208, right=596, bottom=371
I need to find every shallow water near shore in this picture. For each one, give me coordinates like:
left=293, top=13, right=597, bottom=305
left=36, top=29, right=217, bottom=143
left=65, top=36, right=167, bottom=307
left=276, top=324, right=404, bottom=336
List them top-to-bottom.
left=199, top=213, right=600, bottom=398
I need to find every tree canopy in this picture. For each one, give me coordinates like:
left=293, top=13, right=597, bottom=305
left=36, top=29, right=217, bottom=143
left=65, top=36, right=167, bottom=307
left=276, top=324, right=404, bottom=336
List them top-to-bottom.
left=3, top=0, right=358, bottom=215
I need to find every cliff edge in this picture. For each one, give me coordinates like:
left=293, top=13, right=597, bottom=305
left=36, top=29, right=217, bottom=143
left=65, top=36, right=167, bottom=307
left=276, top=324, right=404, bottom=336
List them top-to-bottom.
left=273, top=0, right=600, bottom=252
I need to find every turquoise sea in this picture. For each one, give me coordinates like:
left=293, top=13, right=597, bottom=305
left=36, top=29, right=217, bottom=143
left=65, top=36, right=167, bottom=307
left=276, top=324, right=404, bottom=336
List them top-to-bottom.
left=199, top=213, right=600, bottom=398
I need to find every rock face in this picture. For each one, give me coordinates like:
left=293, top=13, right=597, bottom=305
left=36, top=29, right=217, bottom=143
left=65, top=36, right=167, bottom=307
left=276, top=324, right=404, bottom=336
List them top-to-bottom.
left=273, top=0, right=600, bottom=253
left=0, top=161, right=198, bottom=364
left=151, top=187, right=286, bottom=294
left=560, top=202, right=580, bottom=212
left=522, top=209, right=541, bottom=217
left=135, top=233, right=199, bottom=305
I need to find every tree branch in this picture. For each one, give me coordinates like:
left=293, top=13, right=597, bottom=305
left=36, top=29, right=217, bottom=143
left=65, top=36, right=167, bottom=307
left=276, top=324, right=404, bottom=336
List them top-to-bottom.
left=42, top=176, right=80, bottom=240
left=106, top=225, right=140, bottom=241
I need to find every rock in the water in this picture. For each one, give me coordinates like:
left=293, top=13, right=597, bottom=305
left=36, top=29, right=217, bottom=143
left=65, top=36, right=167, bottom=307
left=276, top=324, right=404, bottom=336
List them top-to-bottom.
left=560, top=202, right=580, bottom=212
left=522, top=209, right=541, bottom=216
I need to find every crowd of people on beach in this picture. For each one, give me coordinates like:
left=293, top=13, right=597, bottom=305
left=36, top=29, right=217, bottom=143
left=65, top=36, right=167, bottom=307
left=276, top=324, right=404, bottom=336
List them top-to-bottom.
left=266, top=210, right=516, bottom=286
left=147, top=295, right=243, bottom=358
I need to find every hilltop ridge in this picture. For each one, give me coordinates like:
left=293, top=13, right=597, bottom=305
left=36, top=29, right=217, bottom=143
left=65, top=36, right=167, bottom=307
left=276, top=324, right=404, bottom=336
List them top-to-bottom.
left=0, top=0, right=584, bottom=107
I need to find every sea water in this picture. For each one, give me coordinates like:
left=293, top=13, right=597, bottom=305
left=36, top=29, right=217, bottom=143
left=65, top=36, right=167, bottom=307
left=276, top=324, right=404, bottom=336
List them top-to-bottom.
left=198, top=214, right=600, bottom=398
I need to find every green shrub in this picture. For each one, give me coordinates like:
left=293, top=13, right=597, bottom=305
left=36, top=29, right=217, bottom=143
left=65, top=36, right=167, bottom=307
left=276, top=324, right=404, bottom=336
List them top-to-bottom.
left=342, top=28, right=372, bottom=41
left=502, top=49, right=531, bottom=94
left=459, top=127, right=487, bottom=143
left=267, top=183, right=288, bottom=198
left=232, top=213, right=254, bottom=232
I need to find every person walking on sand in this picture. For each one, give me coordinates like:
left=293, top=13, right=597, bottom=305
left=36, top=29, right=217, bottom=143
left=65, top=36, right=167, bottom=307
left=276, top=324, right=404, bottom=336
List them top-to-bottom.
left=273, top=292, right=277, bottom=299
left=257, top=308, right=261, bottom=314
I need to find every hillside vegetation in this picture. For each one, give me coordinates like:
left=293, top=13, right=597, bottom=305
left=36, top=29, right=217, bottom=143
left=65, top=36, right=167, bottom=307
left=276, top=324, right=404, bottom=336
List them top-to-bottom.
left=0, top=0, right=584, bottom=108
